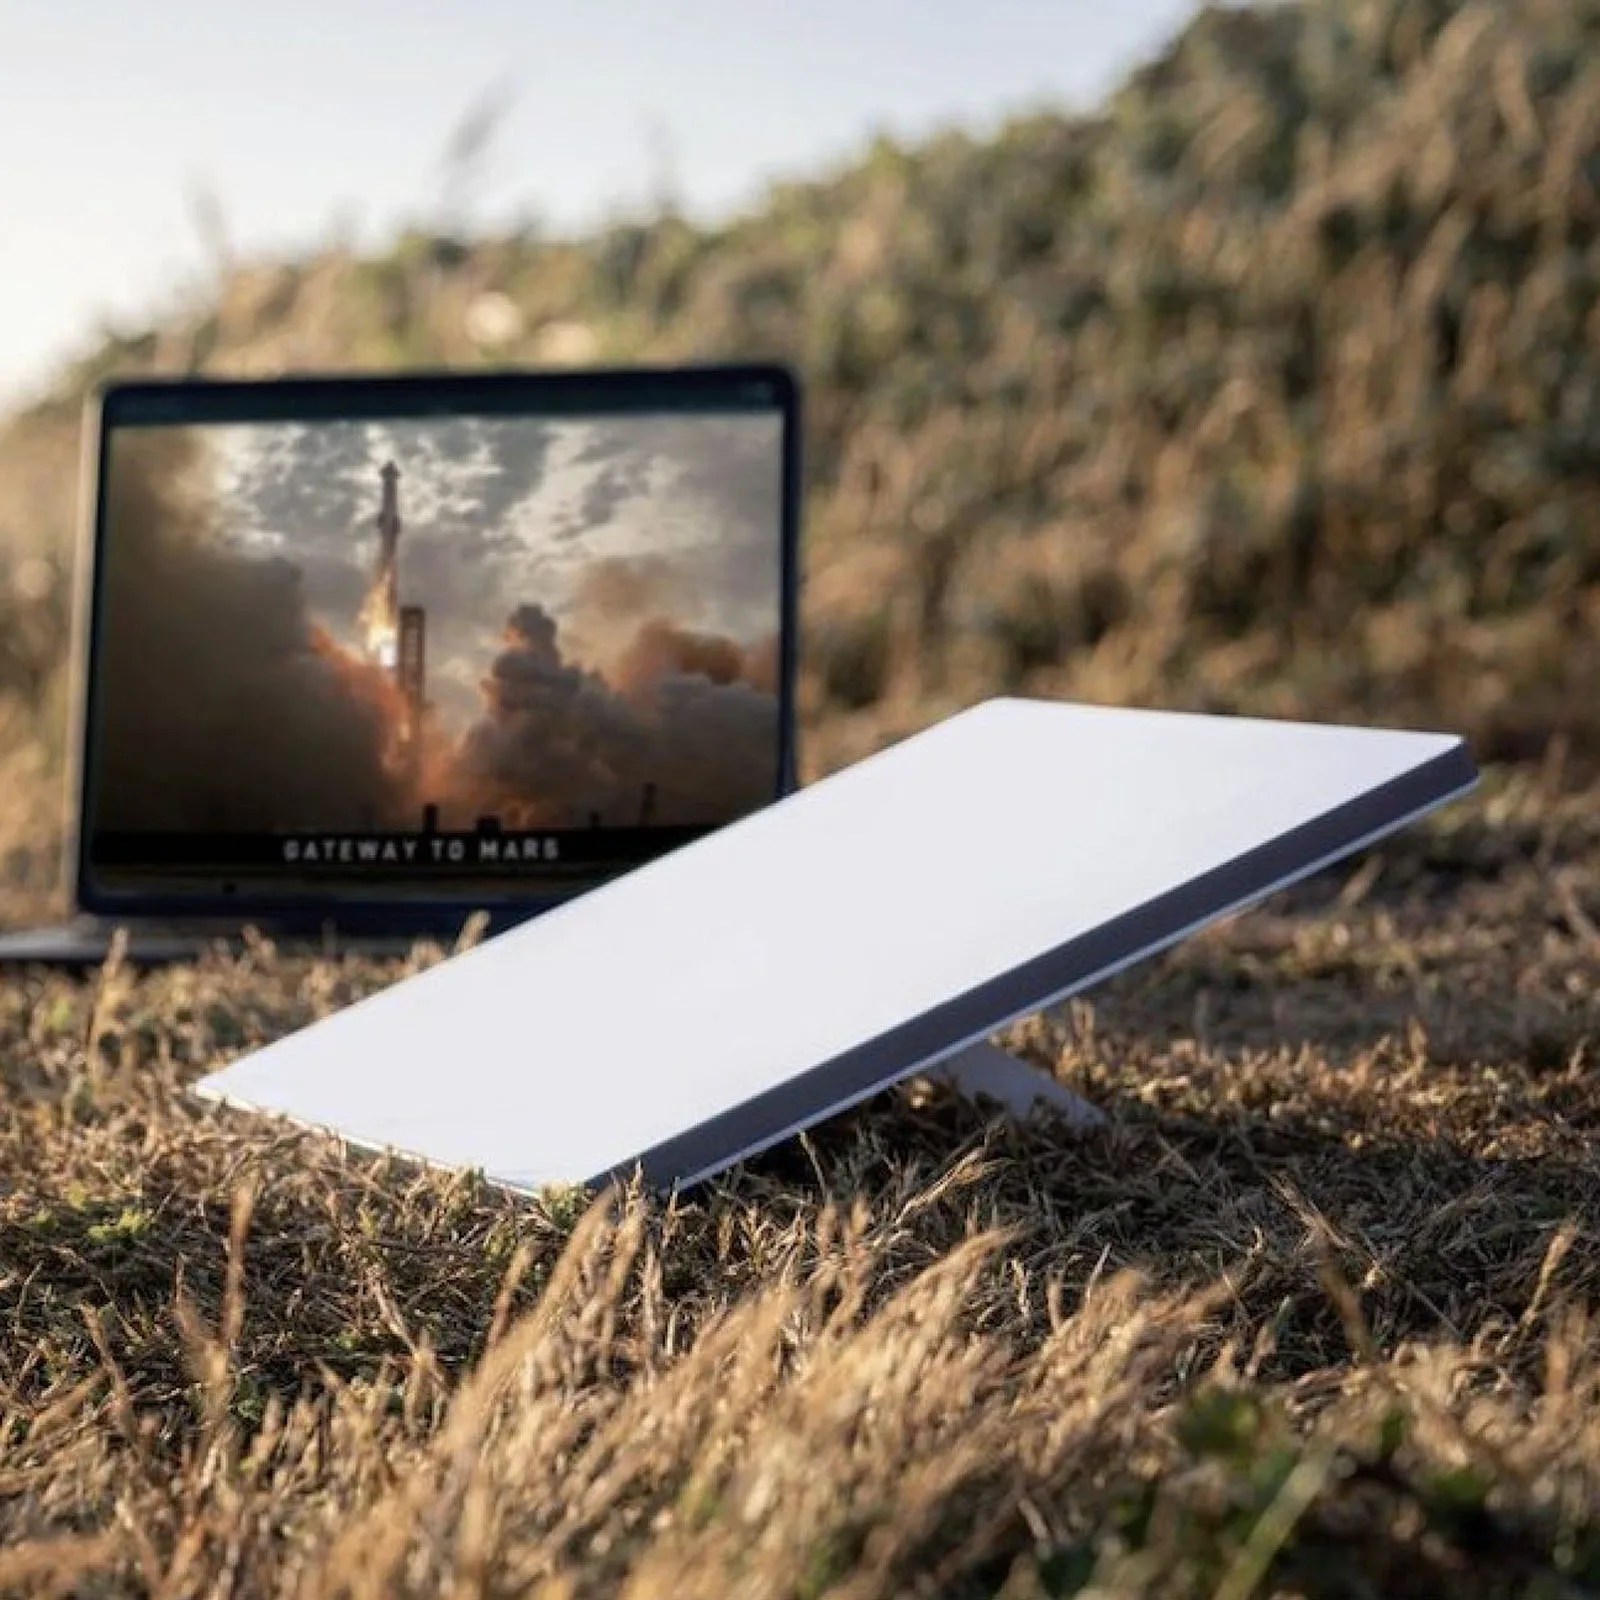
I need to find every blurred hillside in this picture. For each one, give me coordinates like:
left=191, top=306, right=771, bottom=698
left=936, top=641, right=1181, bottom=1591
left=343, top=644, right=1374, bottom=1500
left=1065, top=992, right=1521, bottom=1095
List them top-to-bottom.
left=2, top=0, right=1598, bottom=889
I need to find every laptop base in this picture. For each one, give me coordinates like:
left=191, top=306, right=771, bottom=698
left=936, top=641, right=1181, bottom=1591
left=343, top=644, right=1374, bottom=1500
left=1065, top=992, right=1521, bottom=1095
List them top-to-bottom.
left=0, top=916, right=493, bottom=968
left=0, top=921, right=217, bottom=966
left=929, top=1039, right=1106, bottom=1129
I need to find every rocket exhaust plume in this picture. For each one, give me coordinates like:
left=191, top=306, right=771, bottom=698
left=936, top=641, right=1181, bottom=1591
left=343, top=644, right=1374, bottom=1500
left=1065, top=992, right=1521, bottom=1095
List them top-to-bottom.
left=358, top=459, right=402, bottom=669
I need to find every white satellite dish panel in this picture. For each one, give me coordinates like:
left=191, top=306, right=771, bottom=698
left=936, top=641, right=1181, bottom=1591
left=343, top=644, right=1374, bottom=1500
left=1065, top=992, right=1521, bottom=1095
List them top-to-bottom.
left=194, top=699, right=1476, bottom=1190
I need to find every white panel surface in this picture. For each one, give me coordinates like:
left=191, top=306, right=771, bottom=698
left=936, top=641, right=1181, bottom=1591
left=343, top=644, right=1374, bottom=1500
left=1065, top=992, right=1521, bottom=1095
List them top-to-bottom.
left=194, top=699, right=1476, bottom=1188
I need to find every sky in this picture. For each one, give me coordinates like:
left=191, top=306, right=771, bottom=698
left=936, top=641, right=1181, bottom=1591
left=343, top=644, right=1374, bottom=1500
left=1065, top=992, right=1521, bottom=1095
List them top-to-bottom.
left=0, top=0, right=1200, bottom=404
left=203, top=411, right=783, bottom=727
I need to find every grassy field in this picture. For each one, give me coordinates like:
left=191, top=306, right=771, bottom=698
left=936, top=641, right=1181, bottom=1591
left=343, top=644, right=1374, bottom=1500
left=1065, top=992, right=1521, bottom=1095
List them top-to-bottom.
left=3, top=0, right=1600, bottom=1591
left=1, top=771, right=1597, bottom=1596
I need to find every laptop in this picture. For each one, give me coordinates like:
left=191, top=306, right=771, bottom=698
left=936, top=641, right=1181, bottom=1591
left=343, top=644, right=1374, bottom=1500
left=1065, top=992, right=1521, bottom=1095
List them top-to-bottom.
left=0, top=365, right=802, bottom=964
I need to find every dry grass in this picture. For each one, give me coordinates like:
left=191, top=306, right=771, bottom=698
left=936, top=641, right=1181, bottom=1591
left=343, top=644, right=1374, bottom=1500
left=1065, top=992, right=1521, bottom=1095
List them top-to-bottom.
left=8, top=0, right=1600, bottom=782
left=0, top=768, right=1596, bottom=1597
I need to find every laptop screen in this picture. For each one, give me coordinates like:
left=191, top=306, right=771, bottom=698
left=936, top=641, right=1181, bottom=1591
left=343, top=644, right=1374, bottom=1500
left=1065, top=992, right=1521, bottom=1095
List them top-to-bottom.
left=79, top=371, right=797, bottom=912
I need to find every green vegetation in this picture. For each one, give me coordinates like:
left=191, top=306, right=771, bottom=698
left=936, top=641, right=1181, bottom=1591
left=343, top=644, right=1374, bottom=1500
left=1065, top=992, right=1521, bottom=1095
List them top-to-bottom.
left=0, top=0, right=1597, bottom=1592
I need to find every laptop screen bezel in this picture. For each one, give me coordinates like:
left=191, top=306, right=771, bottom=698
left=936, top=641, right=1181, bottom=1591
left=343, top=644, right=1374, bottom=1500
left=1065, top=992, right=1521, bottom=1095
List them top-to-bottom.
left=72, top=364, right=802, bottom=926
